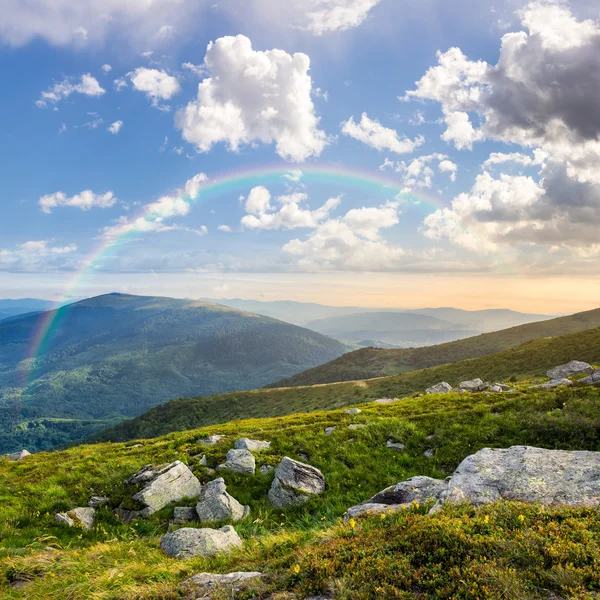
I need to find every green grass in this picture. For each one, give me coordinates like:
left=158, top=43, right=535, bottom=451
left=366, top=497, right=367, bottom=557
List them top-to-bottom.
left=271, top=307, right=600, bottom=387
left=90, top=325, right=600, bottom=443
left=1, top=381, right=600, bottom=599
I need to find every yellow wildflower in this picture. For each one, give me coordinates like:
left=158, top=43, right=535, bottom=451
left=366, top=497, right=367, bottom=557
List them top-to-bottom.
left=380, top=513, right=387, bottom=520
left=518, top=514, right=525, bottom=522
left=348, top=518, right=356, bottom=529
left=292, top=564, right=301, bottom=574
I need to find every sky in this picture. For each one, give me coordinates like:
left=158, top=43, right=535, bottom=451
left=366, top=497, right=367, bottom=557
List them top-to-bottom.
left=2, top=0, right=600, bottom=313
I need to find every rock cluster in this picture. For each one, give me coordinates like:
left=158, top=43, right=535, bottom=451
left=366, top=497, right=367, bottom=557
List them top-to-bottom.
left=459, top=378, right=489, bottom=392
left=268, top=457, right=325, bottom=507
left=160, top=525, right=242, bottom=559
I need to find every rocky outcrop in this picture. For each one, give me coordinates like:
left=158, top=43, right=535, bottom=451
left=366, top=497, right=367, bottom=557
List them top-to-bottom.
left=547, top=361, right=593, bottom=379
left=458, top=378, right=488, bottom=392
left=534, top=378, right=573, bottom=389
left=425, top=382, right=452, bottom=394
left=234, top=438, right=271, bottom=452
left=436, top=446, right=600, bottom=509
left=217, top=449, right=255, bottom=475
left=6, top=450, right=31, bottom=460
left=268, top=457, right=325, bottom=507
left=125, top=461, right=202, bottom=516
left=195, top=478, right=249, bottom=523
left=55, top=507, right=95, bottom=531
left=160, top=525, right=242, bottom=559
left=180, top=572, right=262, bottom=596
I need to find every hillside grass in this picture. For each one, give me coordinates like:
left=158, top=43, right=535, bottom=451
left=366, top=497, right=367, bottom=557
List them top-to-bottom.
left=272, top=308, right=600, bottom=387
left=90, top=325, right=600, bottom=443
left=2, top=381, right=600, bottom=599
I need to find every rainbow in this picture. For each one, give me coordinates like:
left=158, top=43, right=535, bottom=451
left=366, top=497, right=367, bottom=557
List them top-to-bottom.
left=24, top=163, right=449, bottom=384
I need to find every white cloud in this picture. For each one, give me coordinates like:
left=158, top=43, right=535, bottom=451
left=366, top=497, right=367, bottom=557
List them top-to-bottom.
left=289, top=0, right=381, bottom=35
left=154, top=24, right=174, bottom=41
left=176, top=35, right=327, bottom=162
left=181, top=61, right=206, bottom=78
left=101, top=64, right=112, bottom=73
left=130, top=67, right=180, bottom=109
left=36, top=73, right=105, bottom=107
left=114, top=77, right=128, bottom=91
left=341, top=113, right=424, bottom=154
left=108, top=120, right=124, bottom=135
left=482, top=149, right=547, bottom=169
left=380, top=153, right=457, bottom=188
left=101, top=173, right=207, bottom=239
left=241, top=186, right=340, bottom=230
left=39, top=190, right=117, bottom=213
left=218, top=225, right=233, bottom=233
left=0, top=240, right=77, bottom=272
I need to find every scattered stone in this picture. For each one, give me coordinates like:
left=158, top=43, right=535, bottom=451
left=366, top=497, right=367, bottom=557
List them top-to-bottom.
left=547, top=361, right=593, bottom=380
left=579, top=369, right=600, bottom=385
left=458, top=378, right=489, bottom=392
left=533, top=378, right=573, bottom=389
left=425, top=382, right=453, bottom=394
left=374, top=398, right=398, bottom=404
left=345, top=408, right=362, bottom=415
left=348, top=424, right=366, bottom=430
left=324, top=426, right=336, bottom=436
left=196, top=435, right=225, bottom=446
left=234, top=438, right=271, bottom=452
left=386, top=440, right=405, bottom=451
left=437, top=445, right=600, bottom=509
left=217, top=449, right=256, bottom=475
left=423, top=449, right=435, bottom=458
left=6, top=450, right=31, bottom=460
left=198, top=455, right=207, bottom=466
left=268, top=457, right=325, bottom=508
left=125, top=461, right=202, bottom=516
left=260, top=465, right=275, bottom=475
left=206, top=468, right=216, bottom=475
left=195, top=478, right=249, bottom=523
left=88, top=495, right=109, bottom=508
left=344, top=503, right=407, bottom=520
left=55, top=507, right=95, bottom=531
left=173, top=507, right=198, bottom=524
left=113, top=508, right=142, bottom=524
left=160, top=525, right=242, bottom=559
left=180, top=572, right=262, bottom=596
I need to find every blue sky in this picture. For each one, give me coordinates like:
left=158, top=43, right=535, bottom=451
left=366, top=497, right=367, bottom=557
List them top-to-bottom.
left=2, top=0, right=600, bottom=313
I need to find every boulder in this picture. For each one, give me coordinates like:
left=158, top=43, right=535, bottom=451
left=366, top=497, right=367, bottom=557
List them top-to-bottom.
left=547, top=361, right=593, bottom=379
left=579, top=369, right=600, bottom=385
left=458, top=378, right=488, bottom=392
left=533, top=378, right=573, bottom=389
left=425, top=382, right=452, bottom=394
left=491, top=383, right=513, bottom=393
left=345, top=408, right=362, bottom=415
left=324, top=426, right=336, bottom=436
left=196, top=435, right=225, bottom=446
left=234, top=438, right=271, bottom=452
left=386, top=440, right=405, bottom=451
left=437, top=446, right=600, bottom=509
left=217, top=449, right=255, bottom=475
left=6, top=450, right=31, bottom=460
left=268, top=457, right=325, bottom=508
left=125, top=461, right=202, bottom=516
left=195, top=478, right=249, bottom=523
left=88, top=495, right=109, bottom=508
left=55, top=507, right=95, bottom=531
left=173, top=507, right=198, bottom=524
left=160, top=525, right=242, bottom=559
left=181, top=572, right=262, bottom=596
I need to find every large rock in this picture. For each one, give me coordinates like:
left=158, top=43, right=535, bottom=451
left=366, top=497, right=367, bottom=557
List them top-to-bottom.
left=547, top=361, right=593, bottom=379
left=579, top=369, right=600, bottom=385
left=458, top=378, right=488, bottom=392
left=534, top=378, right=573, bottom=389
left=425, top=382, right=452, bottom=394
left=234, top=438, right=271, bottom=452
left=438, top=446, right=600, bottom=508
left=217, top=449, right=255, bottom=475
left=6, top=450, right=31, bottom=460
left=268, top=457, right=325, bottom=508
left=126, top=461, right=202, bottom=516
left=195, top=478, right=249, bottom=523
left=55, top=507, right=95, bottom=531
left=160, top=525, right=242, bottom=559
left=181, top=572, right=262, bottom=597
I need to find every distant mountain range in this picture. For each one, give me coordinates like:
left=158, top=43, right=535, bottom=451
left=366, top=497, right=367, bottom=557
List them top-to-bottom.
left=0, top=293, right=345, bottom=453
left=0, top=298, right=58, bottom=320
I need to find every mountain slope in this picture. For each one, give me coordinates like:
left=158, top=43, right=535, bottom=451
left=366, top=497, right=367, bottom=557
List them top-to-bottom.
left=0, top=293, right=345, bottom=453
left=272, top=307, right=600, bottom=387
left=89, top=324, right=600, bottom=443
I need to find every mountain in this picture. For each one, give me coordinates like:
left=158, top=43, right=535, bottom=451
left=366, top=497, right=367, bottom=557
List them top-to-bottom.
left=0, top=293, right=345, bottom=453
left=0, top=298, right=57, bottom=318
left=272, top=307, right=600, bottom=387
left=305, top=311, right=480, bottom=347
left=89, top=323, right=600, bottom=444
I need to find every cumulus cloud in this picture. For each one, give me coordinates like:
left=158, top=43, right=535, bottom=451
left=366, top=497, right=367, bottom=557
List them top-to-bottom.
left=299, top=0, right=380, bottom=34
left=176, top=35, right=327, bottom=162
left=101, top=64, right=112, bottom=73
left=130, top=67, right=180, bottom=109
left=36, top=73, right=105, bottom=107
left=342, top=113, right=424, bottom=154
left=108, top=120, right=123, bottom=134
left=482, top=149, right=548, bottom=169
left=380, top=153, right=457, bottom=188
left=101, top=173, right=207, bottom=239
left=241, top=186, right=340, bottom=230
left=39, top=190, right=117, bottom=213
left=283, top=200, right=405, bottom=271
left=218, top=225, right=233, bottom=233
left=0, top=240, right=77, bottom=272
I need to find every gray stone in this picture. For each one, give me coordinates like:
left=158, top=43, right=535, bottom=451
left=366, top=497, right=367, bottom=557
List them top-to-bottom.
left=547, top=361, right=593, bottom=379
left=580, top=369, right=600, bottom=385
left=458, top=378, right=488, bottom=392
left=534, top=378, right=573, bottom=389
left=425, top=382, right=453, bottom=394
left=374, top=398, right=398, bottom=404
left=345, top=408, right=362, bottom=415
left=348, top=424, right=366, bottom=430
left=324, top=426, right=336, bottom=436
left=196, top=435, right=225, bottom=446
left=234, top=438, right=271, bottom=452
left=386, top=440, right=405, bottom=451
left=437, top=446, right=600, bottom=509
left=217, top=449, right=255, bottom=475
left=423, top=449, right=435, bottom=458
left=6, top=450, right=31, bottom=460
left=198, top=455, right=207, bottom=466
left=268, top=457, right=325, bottom=508
left=126, top=461, right=202, bottom=515
left=260, top=465, right=275, bottom=475
left=195, top=478, right=249, bottom=523
left=88, top=495, right=109, bottom=508
left=344, top=503, right=407, bottom=520
left=55, top=507, right=95, bottom=531
left=173, top=507, right=198, bottom=524
left=113, top=508, right=142, bottom=524
left=160, top=525, right=242, bottom=559
left=181, top=572, right=262, bottom=596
